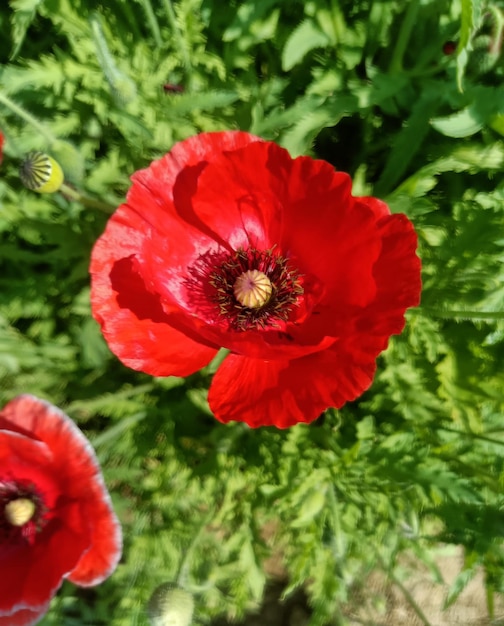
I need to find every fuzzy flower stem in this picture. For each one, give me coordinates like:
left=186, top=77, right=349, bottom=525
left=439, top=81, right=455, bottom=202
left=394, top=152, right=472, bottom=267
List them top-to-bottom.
left=140, top=0, right=164, bottom=48
left=161, top=0, right=193, bottom=85
left=388, top=0, right=420, bottom=74
left=487, top=5, right=504, bottom=55
left=0, top=92, right=56, bottom=146
left=60, top=183, right=116, bottom=213
left=423, top=308, right=504, bottom=321
left=439, top=425, right=504, bottom=449
left=176, top=508, right=215, bottom=588
left=375, top=552, right=432, bottom=626
left=389, top=568, right=433, bottom=626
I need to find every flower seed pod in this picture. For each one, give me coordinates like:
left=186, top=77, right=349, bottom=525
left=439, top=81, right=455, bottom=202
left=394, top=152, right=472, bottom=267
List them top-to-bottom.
left=19, top=151, right=64, bottom=193
left=147, top=582, right=194, bottom=626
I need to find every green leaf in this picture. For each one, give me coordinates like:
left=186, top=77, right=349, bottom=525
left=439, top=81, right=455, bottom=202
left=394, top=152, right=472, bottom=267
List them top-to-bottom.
left=9, top=0, right=43, bottom=59
left=222, top=0, right=279, bottom=43
left=456, top=0, right=483, bottom=90
left=281, top=19, right=330, bottom=71
left=375, top=89, right=441, bottom=194
left=280, top=94, right=358, bottom=156
left=431, top=106, right=484, bottom=138
left=291, top=488, right=327, bottom=528
left=444, top=565, right=478, bottom=609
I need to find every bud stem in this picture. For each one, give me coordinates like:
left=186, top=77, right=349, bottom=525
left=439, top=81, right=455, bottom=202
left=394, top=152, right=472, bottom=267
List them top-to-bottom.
left=0, top=92, right=56, bottom=147
left=60, top=183, right=116, bottom=213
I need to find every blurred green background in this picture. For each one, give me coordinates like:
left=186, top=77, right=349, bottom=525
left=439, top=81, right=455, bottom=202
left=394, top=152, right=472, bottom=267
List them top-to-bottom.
left=1, top=0, right=504, bottom=624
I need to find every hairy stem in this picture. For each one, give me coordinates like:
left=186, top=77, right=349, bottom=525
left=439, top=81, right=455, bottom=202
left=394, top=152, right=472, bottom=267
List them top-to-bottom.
left=0, top=91, right=56, bottom=146
left=60, top=183, right=116, bottom=213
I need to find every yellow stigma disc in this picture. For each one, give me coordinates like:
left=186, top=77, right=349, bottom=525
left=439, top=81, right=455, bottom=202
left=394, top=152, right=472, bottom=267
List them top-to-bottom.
left=233, top=269, right=273, bottom=308
left=4, top=498, right=36, bottom=526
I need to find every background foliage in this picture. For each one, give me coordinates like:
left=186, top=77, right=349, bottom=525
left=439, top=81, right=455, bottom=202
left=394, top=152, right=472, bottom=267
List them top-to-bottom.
left=1, top=0, right=504, bottom=624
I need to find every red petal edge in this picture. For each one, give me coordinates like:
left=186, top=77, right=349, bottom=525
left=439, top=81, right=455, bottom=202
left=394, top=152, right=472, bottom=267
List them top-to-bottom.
left=208, top=351, right=376, bottom=428
left=0, top=604, right=50, bottom=626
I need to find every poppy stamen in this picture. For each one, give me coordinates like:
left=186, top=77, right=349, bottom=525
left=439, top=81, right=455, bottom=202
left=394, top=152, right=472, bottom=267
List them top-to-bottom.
left=4, top=497, right=36, bottom=527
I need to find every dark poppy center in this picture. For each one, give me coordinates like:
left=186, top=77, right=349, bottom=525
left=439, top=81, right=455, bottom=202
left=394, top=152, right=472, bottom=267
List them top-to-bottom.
left=208, top=247, right=303, bottom=331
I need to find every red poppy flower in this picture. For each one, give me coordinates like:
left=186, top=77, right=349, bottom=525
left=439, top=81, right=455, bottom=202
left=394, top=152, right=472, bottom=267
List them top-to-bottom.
left=0, top=131, right=4, bottom=165
left=90, top=131, right=421, bottom=428
left=0, top=395, right=122, bottom=626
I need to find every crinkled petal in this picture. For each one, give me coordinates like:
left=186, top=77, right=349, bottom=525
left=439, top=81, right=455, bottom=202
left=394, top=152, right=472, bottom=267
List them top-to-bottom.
left=130, top=130, right=262, bottom=238
left=178, top=139, right=284, bottom=250
left=191, top=143, right=382, bottom=310
left=350, top=212, right=422, bottom=355
left=91, top=251, right=217, bottom=376
left=208, top=350, right=376, bottom=428
left=66, top=490, right=121, bottom=586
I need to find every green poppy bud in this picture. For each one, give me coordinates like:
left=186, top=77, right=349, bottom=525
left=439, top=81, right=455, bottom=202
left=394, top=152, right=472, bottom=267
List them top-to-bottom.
left=19, top=151, right=64, bottom=194
left=147, top=583, right=194, bottom=626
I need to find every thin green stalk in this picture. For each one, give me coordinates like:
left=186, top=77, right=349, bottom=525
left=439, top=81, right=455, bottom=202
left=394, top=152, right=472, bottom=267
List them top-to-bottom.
left=140, top=0, right=164, bottom=48
left=161, top=0, right=193, bottom=84
left=388, top=0, right=420, bottom=74
left=488, top=5, right=504, bottom=56
left=0, top=91, right=56, bottom=145
left=60, top=183, right=116, bottom=213
left=422, top=308, right=504, bottom=321
left=92, top=411, right=147, bottom=449
left=439, top=426, right=504, bottom=449
left=327, top=485, right=345, bottom=560
left=176, top=508, right=215, bottom=589
left=375, top=552, right=432, bottom=626
left=389, top=569, right=433, bottom=626
left=487, top=586, right=495, bottom=620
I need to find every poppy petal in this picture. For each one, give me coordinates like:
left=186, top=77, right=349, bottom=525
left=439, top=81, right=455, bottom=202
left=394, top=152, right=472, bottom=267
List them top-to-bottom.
left=130, top=130, right=261, bottom=239
left=178, top=139, right=283, bottom=251
left=188, top=142, right=382, bottom=311
left=352, top=212, right=422, bottom=351
left=91, top=248, right=217, bottom=376
left=208, top=351, right=376, bottom=428
left=0, top=498, right=90, bottom=614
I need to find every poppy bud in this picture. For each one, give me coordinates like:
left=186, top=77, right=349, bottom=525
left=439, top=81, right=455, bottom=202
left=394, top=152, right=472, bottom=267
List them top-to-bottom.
left=19, top=151, right=64, bottom=194
left=147, top=582, right=194, bottom=626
